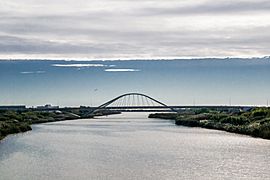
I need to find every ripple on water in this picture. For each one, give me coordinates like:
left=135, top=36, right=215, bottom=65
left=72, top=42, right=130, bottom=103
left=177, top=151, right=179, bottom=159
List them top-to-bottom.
left=1, top=113, right=270, bottom=180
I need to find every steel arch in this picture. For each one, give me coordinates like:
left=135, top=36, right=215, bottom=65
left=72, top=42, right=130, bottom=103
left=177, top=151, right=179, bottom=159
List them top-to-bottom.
left=90, top=93, right=177, bottom=114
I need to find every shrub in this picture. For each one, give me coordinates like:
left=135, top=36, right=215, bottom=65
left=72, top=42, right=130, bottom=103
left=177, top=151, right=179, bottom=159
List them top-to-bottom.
left=252, top=108, right=268, bottom=118
left=220, top=116, right=248, bottom=125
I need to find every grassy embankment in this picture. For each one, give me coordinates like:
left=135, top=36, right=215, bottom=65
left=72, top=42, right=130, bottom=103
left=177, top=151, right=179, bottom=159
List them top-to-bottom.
left=149, top=107, right=270, bottom=139
left=0, top=110, right=81, bottom=140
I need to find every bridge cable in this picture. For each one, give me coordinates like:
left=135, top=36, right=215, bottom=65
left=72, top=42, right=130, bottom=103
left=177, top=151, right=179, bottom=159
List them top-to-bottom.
left=88, top=93, right=178, bottom=114
left=127, top=95, right=131, bottom=107
left=141, top=95, right=145, bottom=106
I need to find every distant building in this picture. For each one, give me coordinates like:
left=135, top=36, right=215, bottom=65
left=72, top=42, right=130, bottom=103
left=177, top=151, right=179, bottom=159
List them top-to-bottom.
left=36, top=104, right=59, bottom=110
left=0, top=105, right=26, bottom=110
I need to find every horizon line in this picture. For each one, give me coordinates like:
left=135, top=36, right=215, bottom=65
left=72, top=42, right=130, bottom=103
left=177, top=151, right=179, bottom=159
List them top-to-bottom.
left=0, top=55, right=270, bottom=61
left=1, top=104, right=269, bottom=108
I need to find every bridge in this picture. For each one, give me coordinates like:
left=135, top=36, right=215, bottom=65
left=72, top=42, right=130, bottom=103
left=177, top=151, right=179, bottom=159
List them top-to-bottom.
left=88, top=93, right=252, bottom=115
left=89, top=93, right=177, bottom=115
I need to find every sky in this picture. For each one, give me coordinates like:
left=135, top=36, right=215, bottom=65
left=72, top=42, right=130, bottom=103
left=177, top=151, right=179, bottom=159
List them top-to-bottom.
left=1, top=0, right=270, bottom=60
left=1, top=59, right=270, bottom=107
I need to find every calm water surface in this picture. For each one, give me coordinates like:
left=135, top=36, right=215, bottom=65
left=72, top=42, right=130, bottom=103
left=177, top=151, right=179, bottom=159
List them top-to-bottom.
left=1, top=113, right=270, bottom=180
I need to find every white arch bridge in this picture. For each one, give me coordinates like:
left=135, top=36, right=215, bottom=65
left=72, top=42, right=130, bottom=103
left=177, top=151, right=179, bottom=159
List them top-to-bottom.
left=84, top=92, right=252, bottom=116
left=89, top=93, right=177, bottom=114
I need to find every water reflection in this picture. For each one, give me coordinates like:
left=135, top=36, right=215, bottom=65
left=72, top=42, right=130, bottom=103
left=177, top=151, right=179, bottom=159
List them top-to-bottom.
left=1, top=113, right=270, bottom=180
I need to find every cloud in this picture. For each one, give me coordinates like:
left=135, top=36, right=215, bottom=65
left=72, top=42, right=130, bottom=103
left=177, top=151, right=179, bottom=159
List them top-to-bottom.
left=0, top=0, right=270, bottom=59
left=138, top=1, right=270, bottom=16
left=0, top=35, right=106, bottom=55
left=51, top=64, right=107, bottom=67
left=104, top=69, right=140, bottom=72
left=20, top=71, right=45, bottom=74
left=20, top=71, right=34, bottom=74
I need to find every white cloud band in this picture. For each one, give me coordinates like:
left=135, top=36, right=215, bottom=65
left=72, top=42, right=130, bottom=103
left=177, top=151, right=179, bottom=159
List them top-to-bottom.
left=51, top=64, right=106, bottom=67
left=104, top=69, right=140, bottom=72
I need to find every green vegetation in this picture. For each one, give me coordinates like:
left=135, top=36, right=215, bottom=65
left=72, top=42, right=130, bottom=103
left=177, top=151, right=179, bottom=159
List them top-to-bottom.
left=0, top=107, right=120, bottom=140
left=149, top=107, right=270, bottom=139
left=0, top=110, right=80, bottom=140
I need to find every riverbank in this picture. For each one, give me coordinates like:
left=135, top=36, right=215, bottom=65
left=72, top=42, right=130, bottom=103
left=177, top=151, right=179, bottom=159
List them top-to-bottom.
left=149, top=107, right=270, bottom=139
left=0, top=110, right=82, bottom=140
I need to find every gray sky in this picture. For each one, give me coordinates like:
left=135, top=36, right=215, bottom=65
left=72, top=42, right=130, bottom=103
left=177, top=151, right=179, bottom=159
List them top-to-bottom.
left=1, top=0, right=270, bottom=60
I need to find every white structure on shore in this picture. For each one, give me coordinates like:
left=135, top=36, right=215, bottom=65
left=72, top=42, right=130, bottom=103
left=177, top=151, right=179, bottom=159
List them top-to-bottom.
left=36, top=104, right=59, bottom=110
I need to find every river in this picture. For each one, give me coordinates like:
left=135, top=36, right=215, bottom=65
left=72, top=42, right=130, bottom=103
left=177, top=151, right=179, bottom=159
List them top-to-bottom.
left=1, top=113, right=270, bottom=180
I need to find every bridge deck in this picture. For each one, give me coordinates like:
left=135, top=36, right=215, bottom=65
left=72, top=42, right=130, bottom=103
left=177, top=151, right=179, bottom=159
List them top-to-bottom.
left=98, top=105, right=253, bottom=109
